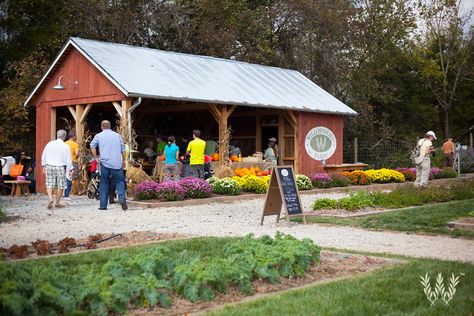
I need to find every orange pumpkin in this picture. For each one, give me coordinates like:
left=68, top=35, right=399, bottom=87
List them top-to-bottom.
left=212, top=153, right=220, bottom=161
left=159, top=155, right=165, bottom=161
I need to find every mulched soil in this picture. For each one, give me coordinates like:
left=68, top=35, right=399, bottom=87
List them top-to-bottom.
left=131, top=251, right=401, bottom=316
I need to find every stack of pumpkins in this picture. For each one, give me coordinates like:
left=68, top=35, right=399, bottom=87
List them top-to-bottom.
left=234, top=167, right=270, bottom=177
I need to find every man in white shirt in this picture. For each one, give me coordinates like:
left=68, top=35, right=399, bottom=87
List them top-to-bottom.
left=41, top=130, right=73, bottom=209
left=414, top=131, right=436, bottom=188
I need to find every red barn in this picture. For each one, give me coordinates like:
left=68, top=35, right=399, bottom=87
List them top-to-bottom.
left=26, top=38, right=357, bottom=191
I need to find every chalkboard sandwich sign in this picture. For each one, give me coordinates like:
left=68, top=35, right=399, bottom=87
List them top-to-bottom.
left=260, top=166, right=307, bottom=226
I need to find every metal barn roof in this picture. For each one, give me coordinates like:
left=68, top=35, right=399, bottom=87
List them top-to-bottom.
left=26, top=37, right=357, bottom=115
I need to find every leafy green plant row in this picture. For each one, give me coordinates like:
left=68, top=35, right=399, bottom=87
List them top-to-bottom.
left=313, top=181, right=474, bottom=211
left=0, top=233, right=320, bottom=316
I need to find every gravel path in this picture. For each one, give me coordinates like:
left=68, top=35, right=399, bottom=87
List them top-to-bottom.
left=1, top=193, right=473, bottom=263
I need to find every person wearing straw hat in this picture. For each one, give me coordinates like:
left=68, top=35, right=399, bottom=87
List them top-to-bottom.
left=414, top=131, right=437, bottom=188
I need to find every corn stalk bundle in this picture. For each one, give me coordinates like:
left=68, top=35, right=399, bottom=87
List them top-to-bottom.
left=214, top=127, right=233, bottom=178
left=77, top=129, right=92, bottom=193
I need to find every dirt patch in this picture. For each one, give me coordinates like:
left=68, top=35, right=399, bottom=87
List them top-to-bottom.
left=1, top=215, right=24, bottom=223
left=1, top=231, right=189, bottom=261
left=130, top=251, right=402, bottom=316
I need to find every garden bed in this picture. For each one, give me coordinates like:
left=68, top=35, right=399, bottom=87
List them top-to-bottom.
left=1, top=231, right=188, bottom=261
left=130, top=251, right=401, bottom=316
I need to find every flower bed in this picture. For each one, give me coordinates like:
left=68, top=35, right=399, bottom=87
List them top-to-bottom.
left=363, top=168, right=405, bottom=183
left=311, top=173, right=333, bottom=188
left=296, top=174, right=312, bottom=190
left=233, top=175, right=270, bottom=194
left=179, top=177, right=212, bottom=199
left=209, top=177, right=242, bottom=195
left=134, top=180, right=185, bottom=201
left=0, top=234, right=320, bottom=315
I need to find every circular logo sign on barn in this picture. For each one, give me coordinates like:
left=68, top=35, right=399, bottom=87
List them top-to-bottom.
left=304, top=127, right=337, bottom=161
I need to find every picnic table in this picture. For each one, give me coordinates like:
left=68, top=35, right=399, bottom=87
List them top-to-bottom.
left=4, top=180, right=31, bottom=197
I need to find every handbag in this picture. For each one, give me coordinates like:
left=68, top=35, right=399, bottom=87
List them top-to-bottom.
left=10, top=163, right=24, bottom=178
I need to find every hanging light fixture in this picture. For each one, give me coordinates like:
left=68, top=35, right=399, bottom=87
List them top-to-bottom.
left=53, top=76, right=65, bottom=90
left=53, top=76, right=78, bottom=90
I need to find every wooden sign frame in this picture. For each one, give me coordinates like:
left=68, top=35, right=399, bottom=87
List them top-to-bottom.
left=260, top=165, right=307, bottom=226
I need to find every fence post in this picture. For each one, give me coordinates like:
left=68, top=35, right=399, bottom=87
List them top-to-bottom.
left=470, top=132, right=473, bottom=150
left=354, top=137, right=358, bottom=163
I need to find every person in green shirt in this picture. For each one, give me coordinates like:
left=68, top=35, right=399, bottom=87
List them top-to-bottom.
left=186, top=129, right=206, bottom=179
left=156, top=136, right=167, bottom=156
left=205, top=139, right=218, bottom=156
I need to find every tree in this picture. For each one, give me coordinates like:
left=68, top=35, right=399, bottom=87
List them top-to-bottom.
left=413, top=0, right=473, bottom=137
left=0, top=53, right=48, bottom=152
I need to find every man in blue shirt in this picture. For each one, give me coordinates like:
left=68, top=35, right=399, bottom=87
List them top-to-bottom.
left=90, top=120, right=127, bottom=210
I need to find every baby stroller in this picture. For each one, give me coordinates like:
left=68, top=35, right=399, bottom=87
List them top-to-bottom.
left=204, top=155, right=214, bottom=180
left=87, top=159, right=100, bottom=200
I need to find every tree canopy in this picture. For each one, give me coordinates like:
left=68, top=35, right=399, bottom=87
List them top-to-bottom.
left=0, top=0, right=473, bottom=153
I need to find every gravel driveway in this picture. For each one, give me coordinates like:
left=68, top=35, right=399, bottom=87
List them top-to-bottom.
left=1, top=193, right=473, bottom=263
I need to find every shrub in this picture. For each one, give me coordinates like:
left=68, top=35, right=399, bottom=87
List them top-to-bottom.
left=395, top=167, right=416, bottom=181
left=430, top=167, right=441, bottom=179
left=438, top=167, right=456, bottom=179
left=364, top=169, right=405, bottom=183
left=345, top=170, right=372, bottom=185
left=311, top=173, right=332, bottom=188
left=329, top=173, right=351, bottom=187
left=296, top=174, right=312, bottom=190
left=233, top=175, right=268, bottom=193
left=206, top=176, right=219, bottom=184
left=179, top=177, right=212, bottom=198
left=211, top=178, right=242, bottom=195
left=134, top=180, right=162, bottom=200
left=154, top=181, right=186, bottom=201
left=339, top=190, right=374, bottom=211
left=312, top=198, right=338, bottom=210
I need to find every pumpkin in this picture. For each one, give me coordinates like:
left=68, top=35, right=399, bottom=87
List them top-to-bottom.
left=212, top=153, right=220, bottom=161
left=159, top=155, right=165, bottom=161
left=230, top=155, right=238, bottom=162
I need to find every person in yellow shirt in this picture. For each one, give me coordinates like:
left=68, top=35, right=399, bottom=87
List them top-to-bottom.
left=186, top=129, right=206, bottom=179
left=414, top=131, right=436, bottom=188
left=64, top=132, right=79, bottom=198
left=442, top=135, right=455, bottom=167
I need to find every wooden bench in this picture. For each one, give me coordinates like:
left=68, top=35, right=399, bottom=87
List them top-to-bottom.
left=323, top=163, right=368, bottom=173
left=4, top=180, right=31, bottom=197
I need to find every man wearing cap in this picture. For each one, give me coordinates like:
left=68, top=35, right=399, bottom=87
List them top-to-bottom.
left=414, top=131, right=437, bottom=188
left=442, top=135, right=455, bottom=168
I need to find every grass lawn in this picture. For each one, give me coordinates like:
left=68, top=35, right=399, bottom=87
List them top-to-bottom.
left=298, top=199, right=474, bottom=239
left=210, top=258, right=474, bottom=316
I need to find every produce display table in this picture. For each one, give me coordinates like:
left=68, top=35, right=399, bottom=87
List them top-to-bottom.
left=210, top=161, right=274, bottom=171
left=323, top=163, right=368, bottom=173
left=4, top=180, right=31, bottom=197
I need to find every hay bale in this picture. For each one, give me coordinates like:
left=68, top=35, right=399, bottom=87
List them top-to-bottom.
left=214, top=165, right=234, bottom=178
left=126, top=166, right=152, bottom=184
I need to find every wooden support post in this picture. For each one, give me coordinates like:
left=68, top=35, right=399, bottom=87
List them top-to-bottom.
left=121, top=100, right=131, bottom=130
left=113, top=101, right=124, bottom=118
left=75, top=104, right=84, bottom=142
left=80, top=104, right=92, bottom=124
left=209, top=104, right=235, bottom=165
left=68, top=106, right=77, bottom=121
left=50, top=107, right=56, bottom=140
left=287, top=110, right=299, bottom=173
left=256, top=114, right=262, bottom=152
left=278, top=114, right=285, bottom=165
left=354, top=137, right=358, bottom=163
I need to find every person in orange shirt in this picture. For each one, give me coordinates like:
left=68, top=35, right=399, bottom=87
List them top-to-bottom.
left=442, top=135, right=455, bottom=168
